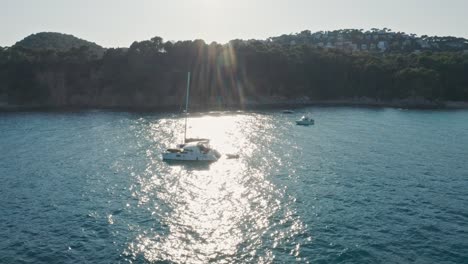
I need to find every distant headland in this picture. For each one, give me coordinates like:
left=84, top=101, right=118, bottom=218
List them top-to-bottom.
left=1, top=29, right=467, bottom=111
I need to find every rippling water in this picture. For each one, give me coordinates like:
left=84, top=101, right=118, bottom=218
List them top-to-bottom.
left=1, top=107, right=468, bottom=263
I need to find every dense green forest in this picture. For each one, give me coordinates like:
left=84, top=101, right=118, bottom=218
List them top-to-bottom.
left=1, top=31, right=468, bottom=109
left=14, top=32, right=105, bottom=57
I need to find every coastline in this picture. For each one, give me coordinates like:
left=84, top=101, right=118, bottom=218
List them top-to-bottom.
left=1, top=98, right=468, bottom=112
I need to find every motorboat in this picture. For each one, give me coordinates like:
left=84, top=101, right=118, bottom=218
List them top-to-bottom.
left=162, top=72, right=221, bottom=162
left=282, top=110, right=295, bottom=114
left=296, top=116, right=314, bottom=126
left=163, top=141, right=221, bottom=161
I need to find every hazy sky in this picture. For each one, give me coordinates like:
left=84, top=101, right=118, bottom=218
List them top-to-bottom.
left=1, top=0, right=467, bottom=47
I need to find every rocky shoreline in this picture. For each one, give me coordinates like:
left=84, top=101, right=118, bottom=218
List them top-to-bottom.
left=1, top=97, right=468, bottom=112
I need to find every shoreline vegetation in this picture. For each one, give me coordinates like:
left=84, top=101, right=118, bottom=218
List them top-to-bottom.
left=1, top=29, right=467, bottom=111
left=2, top=97, right=468, bottom=112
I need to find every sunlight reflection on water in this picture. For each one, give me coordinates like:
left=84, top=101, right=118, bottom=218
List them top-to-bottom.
left=3, top=109, right=468, bottom=263
left=125, top=112, right=307, bottom=263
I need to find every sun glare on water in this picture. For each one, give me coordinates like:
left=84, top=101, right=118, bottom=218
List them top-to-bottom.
left=124, top=112, right=307, bottom=263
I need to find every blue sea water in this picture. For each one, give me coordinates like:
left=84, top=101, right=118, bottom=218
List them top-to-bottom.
left=1, top=107, right=468, bottom=263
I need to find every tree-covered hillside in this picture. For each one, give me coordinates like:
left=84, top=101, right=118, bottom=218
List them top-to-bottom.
left=1, top=29, right=467, bottom=109
left=270, top=29, right=468, bottom=53
left=14, top=32, right=105, bottom=57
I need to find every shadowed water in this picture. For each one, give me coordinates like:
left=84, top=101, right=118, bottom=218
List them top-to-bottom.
left=1, top=107, right=467, bottom=263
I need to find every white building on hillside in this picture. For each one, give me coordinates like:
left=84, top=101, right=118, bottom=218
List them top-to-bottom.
left=417, top=39, right=430, bottom=49
left=377, top=41, right=389, bottom=52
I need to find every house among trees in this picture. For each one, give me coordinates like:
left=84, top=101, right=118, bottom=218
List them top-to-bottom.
left=378, top=41, right=389, bottom=52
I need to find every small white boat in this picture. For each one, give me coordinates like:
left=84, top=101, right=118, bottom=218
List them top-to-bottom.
left=296, top=116, right=314, bottom=126
left=163, top=141, right=221, bottom=161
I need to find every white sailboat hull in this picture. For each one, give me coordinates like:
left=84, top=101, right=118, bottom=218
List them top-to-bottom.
left=162, top=151, right=220, bottom=161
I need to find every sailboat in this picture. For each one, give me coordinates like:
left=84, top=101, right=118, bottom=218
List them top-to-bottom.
left=162, top=72, right=221, bottom=162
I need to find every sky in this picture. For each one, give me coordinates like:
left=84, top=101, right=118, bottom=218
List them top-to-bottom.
left=1, top=0, right=468, bottom=48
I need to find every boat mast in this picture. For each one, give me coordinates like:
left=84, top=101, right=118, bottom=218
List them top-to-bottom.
left=184, top=71, right=191, bottom=143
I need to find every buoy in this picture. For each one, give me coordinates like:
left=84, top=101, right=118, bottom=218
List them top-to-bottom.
left=226, top=154, right=240, bottom=159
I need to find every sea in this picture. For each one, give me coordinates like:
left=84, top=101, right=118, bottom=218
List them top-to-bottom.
left=1, top=107, right=467, bottom=263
